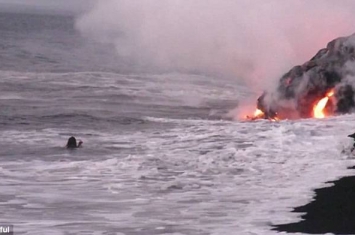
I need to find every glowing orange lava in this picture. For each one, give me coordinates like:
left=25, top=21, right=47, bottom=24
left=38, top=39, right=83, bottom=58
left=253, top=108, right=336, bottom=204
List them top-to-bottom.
left=313, top=90, right=334, bottom=119
left=245, top=109, right=279, bottom=121
left=253, top=109, right=264, bottom=118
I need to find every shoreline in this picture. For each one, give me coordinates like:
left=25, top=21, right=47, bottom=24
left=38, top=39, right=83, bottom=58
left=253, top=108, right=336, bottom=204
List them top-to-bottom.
left=273, top=166, right=355, bottom=234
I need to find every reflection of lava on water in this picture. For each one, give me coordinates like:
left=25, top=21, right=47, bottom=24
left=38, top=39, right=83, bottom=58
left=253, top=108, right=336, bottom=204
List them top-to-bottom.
left=246, top=33, right=355, bottom=121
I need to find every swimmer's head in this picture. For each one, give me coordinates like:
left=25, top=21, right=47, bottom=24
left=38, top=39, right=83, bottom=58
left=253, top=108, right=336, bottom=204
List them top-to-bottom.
left=66, top=136, right=78, bottom=148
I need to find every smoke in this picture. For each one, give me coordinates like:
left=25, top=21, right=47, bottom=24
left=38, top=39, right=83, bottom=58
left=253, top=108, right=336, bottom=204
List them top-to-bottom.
left=75, top=0, right=355, bottom=92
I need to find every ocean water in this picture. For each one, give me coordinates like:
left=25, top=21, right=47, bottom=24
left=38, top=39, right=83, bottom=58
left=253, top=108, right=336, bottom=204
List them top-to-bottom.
left=0, top=11, right=355, bottom=235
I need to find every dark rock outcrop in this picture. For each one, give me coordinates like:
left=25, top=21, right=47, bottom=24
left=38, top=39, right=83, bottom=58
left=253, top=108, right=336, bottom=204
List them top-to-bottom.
left=258, top=33, right=355, bottom=119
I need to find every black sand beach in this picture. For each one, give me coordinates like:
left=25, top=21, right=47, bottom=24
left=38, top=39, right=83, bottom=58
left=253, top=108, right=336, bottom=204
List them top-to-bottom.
left=273, top=167, right=355, bottom=234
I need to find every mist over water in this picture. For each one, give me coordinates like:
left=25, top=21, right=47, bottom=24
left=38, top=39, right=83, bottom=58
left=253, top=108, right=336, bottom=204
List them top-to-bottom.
left=0, top=0, right=96, bottom=14
left=76, top=0, right=355, bottom=92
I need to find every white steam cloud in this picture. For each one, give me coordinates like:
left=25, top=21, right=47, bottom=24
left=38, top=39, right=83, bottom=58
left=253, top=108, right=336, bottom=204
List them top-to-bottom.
left=76, top=0, right=355, bottom=91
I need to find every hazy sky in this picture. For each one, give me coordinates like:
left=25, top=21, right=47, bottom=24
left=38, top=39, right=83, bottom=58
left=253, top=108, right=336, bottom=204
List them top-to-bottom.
left=0, top=0, right=96, bottom=13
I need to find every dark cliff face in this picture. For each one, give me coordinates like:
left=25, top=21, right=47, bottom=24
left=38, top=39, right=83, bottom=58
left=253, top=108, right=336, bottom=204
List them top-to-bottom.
left=258, top=33, right=355, bottom=119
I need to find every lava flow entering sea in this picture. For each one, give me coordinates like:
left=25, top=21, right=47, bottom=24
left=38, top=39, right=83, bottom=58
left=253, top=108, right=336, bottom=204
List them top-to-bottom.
left=245, top=32, right=355, bottom=121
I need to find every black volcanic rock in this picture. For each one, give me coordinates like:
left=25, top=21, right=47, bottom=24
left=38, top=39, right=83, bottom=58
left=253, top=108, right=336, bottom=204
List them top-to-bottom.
left=258, top=33, right=355, bottom=119
left=273, top=175, right=355, bottom=234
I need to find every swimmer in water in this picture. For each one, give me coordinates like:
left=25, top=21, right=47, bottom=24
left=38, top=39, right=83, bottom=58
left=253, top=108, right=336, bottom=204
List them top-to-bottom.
left=348, top=132, right=355, bottom=152
left=66, top=136, right=83, bottom=149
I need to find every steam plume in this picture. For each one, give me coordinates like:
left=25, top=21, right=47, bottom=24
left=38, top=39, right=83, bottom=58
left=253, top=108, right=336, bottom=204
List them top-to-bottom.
left=76, top=0, right=355, bottom=92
